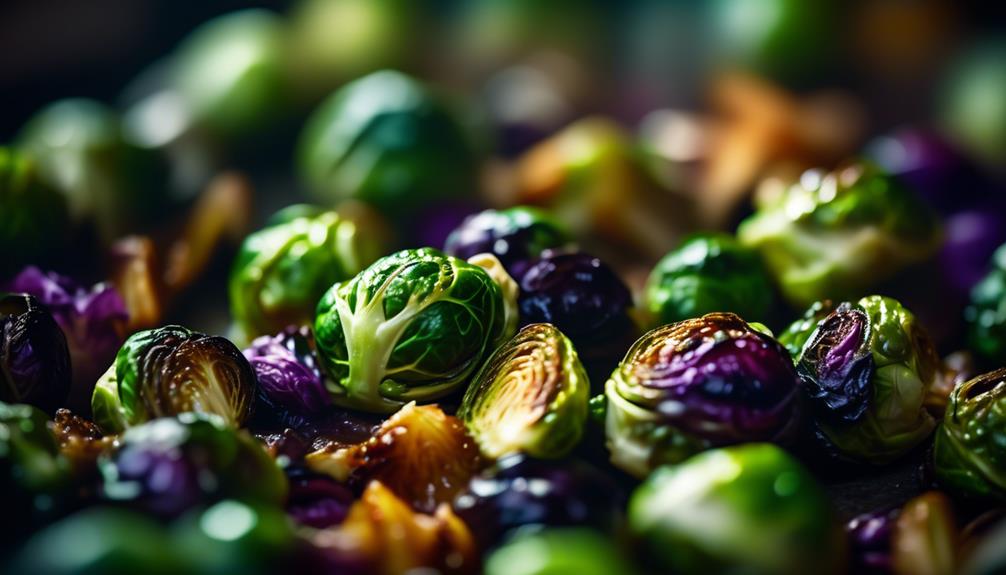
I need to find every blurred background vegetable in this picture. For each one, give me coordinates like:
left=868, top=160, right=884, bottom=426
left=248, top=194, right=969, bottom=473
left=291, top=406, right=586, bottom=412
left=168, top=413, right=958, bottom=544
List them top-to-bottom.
left=0, top=148, right=69, bottom=276
left=0, top=294, right=71, bottom=414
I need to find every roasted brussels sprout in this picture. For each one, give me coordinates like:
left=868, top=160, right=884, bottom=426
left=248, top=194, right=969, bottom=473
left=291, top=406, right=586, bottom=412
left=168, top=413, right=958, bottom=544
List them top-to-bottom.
left=171, top=9, right=288, bottom=140
left=298, top=70, right=478, bottom=227
left=17, top=99, right=164, bottom=240
left=0, top=148, right=69, bottom=275
left=738, top=163, right=941, bottom=307
left=229, top=203, right=389, bottom=341
left=444, top=206, right=569, bottom=280
left=645, top=233, right=775, bottom=325
left=966, top=243, right=1006, bottom=364
left=314, top=248, right=511, bottom=413
left=5, top=267, right=128, bottom=413
left=0, top=293, right=71, bottom=413
left=794, top=295, right=939, bottom=464
left=777, top=299, right=835, bottom=358
left=604, top=313, right=802, bottom=478
left=459, top=323, right=589, bottom=459
left=91, top=325, right=256, bottom=433
left=243, top=326, right=329, bottom=429
left=934, top=368, right=1006, bottom=501
left=307, top=402, right=481, bottom=513
left=98, top=414, right=285, bottom=518
left=629, top=443, right=844, bottom=575
left=453, top=454, right=623, bottom=551
left=485, top=528, right=639, bottom=575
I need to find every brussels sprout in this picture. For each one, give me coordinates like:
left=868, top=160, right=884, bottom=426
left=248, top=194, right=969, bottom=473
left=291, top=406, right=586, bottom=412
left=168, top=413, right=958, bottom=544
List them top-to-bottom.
left=171, top=9, right=288, bottom=139
left=940, top=41, right=1006, bottom=165
left=298, top=70, right=478, bottom=227
left=17, top=99, right=165, bottom=240
left=0, top=148, right=69, bottom=275
left=738, top=163, right=941, bottom=307
left=230, top=204, right=389, bottom=342
left=444, top=206, right=569, bottom=280
left=942, top=210, right=1006, bottom=297
left=645, top=233, right=775, bottom=325
left=966, top=243, right=1006, bottom=364
left=313, top=248, right=511, bottom=413
left=467, top=253, right=520, bottom=339
left=5, top=267, right=128, bottom=413
left=0, top=293, right=71, bottom=413
left=795, top=295, right=939, bottom=464
left=777, top=299, right=835, bottom=358
left=604, top=313, right=802, bottom=478
left=458, top=323, right=589, bottom=459
left=91, top=325, right=256, bottom=433
left=243, top=326, right=329, bottom=429
left=934, top=368, right=1006, bottom=501
left=307, top=402, right=481, bottom=513
left=98, top=414, right=285, bottom=518
left=629, top=443, right=844, bottom=575
left=453, top=454, right=623, bottom=551
left=284, top=465, right=354, bottom=528
left=309, top=481, right=477, bottom=575
left=171, top=500, right=295, bottom=575
left=847, top=507, right=898, bottom=574
left=484, top=528, right=639, bottom=575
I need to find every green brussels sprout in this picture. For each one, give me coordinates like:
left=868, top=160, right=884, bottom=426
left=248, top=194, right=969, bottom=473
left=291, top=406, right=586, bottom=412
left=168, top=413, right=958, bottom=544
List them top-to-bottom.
left=171, top=9, right=289, bottom=140
left=940, top=40, right=1006, bottom=165
left=297, top=70, right=479, bottom=226
left=17, top=99, right=165, bottom=241
left=0, top=148, right=69, bottom=274
left=738, top=164, right=941, bottom=307
left=229, top=203, right=390, bottom=342
left=645, top=233, right=775, bottom=325
left=966, top=242, right=1006, bottom=364
left=314, top=248, right=512, bottom=413
left=795, top=295, right=939, bottom=464
left=777, top=299, right=835, bottom=358
left=458, top=323, right=589, bottom=459
left=91, top=326, right=256, bottom=433
left=933, top=368, right=1006, bottom=501
left=629, top=443, right=845, bottom=575
left=484, top=528, right=639, bottom=575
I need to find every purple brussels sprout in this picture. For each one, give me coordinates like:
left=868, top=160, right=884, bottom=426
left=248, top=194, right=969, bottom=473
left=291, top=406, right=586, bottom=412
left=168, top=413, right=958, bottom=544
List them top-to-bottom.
left=444, top=207, right=569, bottom=280
left=941, top=210, right=1006, bottom=297
left=4, top=266, right=128, bottom=412
left=0, top=293, right=71, bottom=413
left=604, top=312, right=802, bottom=478
left=244, top=326, right=330, bottom=429
left=453, top=453, right=623, bottom=551
left=285, top=465, right=354, bottom=529
left=847, top=507, right=898, bottom=574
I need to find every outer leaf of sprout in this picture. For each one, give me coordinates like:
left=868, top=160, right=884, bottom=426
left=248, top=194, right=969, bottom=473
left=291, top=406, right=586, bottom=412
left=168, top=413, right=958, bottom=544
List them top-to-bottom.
left=91, top=364, right=127, bottom=434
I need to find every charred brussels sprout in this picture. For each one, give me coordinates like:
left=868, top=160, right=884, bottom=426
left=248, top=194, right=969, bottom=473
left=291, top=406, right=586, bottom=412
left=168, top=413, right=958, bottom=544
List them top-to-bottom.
left=298, top=71, right=478, bottom=227
left=0, top=148, right=69, bottom=275
left=738, top=164, right=941, bottom=307
left=229, top=204, right=389, bottom=341
left=444, top=206, right=569, bottom=279
left=645, top=233, right=775, bottom=325
left=966, top=243, right=1006, bottom=364
left=313, top=248, right=511, bottom=413
left=0, top=294, right=71, bottom=413
left=795, top=295, right=939, bottom=464
left=777, top=299, right=835, bottom=358
left=604, top=313, right=802, bottom=478
left=458, top=323, right=589, bottom=459
left=91, top=325, right=256, bottom=433
left=243, top=326, right=329, bottom=428
left=934, top=368, right=1006, bottom=501
left=98, top=414, right=285, bottom=518
left=629, top=443, right=844, bottom=575
left=485, top=528, right=639, bottom=575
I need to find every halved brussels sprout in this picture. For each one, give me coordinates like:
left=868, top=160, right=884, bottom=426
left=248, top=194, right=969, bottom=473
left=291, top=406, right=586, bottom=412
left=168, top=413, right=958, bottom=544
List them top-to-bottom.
left=298, top=70, right=478, bottom=227
left=0, top=148, right=69, bottom=275
left=738, top=163, right=941, bottom=307
left=229, top=203, right=389, bottom=342
left=444, top=206, right=569, bottom=280
left=645, top=233, right=775, bottom=325
left=966, top=242, right=1006, bottom=364
left=314, top=248, right=512, bottom=413
left=0, top=293, right=71, bottom=414
left=795, top=295, right=939, bottom=464
left=605, top=313, right=802, bottom=478
left=458, top=323, right=589, bottom=459
left=91, top=325, right=256, bottom=433
left=934, top=368, right=1006, bottom=501
left=307, top=402, right=481, bottom=513
left=98, top=414, right=286, bottom=518
left=629, top=443, right=844, bottom=575
left=485, top=528, right=639, bottom=575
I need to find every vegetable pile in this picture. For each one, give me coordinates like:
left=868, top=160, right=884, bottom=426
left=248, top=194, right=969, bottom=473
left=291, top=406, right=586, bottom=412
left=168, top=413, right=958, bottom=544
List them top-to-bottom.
left=2, top=2, right=1006, bottom=574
